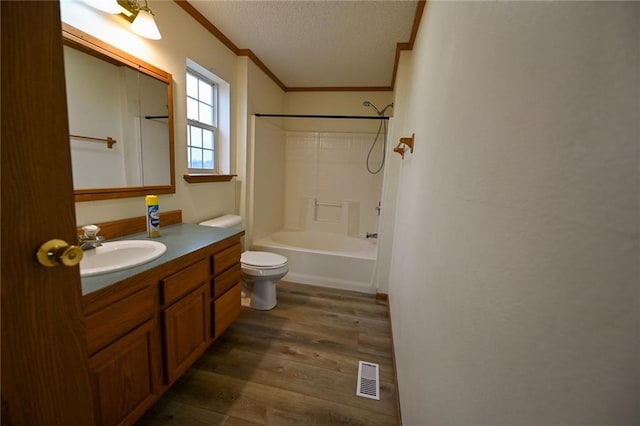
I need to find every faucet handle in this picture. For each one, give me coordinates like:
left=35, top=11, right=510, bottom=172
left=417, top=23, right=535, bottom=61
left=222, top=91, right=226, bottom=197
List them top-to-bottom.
left=82, top=224, right=100, bottom=238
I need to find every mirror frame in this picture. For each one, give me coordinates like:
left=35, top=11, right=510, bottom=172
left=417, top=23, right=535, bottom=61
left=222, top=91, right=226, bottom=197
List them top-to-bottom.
left=62, top=23, right=176, bottom=202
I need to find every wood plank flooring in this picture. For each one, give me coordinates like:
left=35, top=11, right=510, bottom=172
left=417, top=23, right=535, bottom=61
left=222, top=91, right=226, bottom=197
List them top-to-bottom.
left=136, top=281, right=399, bottom=425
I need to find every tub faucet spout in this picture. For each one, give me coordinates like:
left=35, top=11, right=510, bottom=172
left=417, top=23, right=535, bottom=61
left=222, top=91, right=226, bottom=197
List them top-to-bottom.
left=366, top=232, right=378, bottom=239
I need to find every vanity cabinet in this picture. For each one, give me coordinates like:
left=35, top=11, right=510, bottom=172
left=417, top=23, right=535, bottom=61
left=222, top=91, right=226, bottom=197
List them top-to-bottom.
left=82, top=226, right=243, bottom=426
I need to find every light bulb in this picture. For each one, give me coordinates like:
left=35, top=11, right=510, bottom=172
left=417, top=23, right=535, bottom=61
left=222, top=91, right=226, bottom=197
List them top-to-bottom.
left=131, top=9, right=162, bottom=40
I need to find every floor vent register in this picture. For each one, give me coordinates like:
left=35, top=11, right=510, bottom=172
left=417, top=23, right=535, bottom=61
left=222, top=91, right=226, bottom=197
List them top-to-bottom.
left=356, top=360, right=380, bottom=400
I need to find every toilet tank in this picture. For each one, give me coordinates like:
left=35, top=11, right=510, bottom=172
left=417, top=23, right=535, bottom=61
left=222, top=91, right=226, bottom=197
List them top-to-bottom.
left=199, top=214, right=242, bottom=229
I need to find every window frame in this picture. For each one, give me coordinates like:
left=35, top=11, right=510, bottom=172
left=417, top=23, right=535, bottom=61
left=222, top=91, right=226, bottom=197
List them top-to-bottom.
left=186, top=68, right=218, bottom=174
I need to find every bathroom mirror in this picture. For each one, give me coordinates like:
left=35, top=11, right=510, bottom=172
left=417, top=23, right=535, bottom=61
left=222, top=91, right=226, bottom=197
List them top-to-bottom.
left=62, top=24, right=175, bottom=202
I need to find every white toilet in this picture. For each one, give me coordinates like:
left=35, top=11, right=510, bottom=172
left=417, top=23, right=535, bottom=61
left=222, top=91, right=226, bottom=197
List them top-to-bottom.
left=199, top=215, right=288, bottom=310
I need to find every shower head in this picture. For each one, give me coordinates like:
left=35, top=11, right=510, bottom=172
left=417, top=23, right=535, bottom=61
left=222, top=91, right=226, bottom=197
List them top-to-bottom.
left=362, top=100, right=381, bottom=116
left=362, top=101, right=393, bottom=117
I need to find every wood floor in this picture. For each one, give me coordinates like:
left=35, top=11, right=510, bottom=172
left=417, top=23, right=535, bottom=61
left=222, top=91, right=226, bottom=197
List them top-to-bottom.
left=136, top=281, right=399, bottom=425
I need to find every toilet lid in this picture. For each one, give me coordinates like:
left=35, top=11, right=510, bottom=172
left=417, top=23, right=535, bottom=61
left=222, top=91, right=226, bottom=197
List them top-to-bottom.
left=241, top=251, right=287, bottom=268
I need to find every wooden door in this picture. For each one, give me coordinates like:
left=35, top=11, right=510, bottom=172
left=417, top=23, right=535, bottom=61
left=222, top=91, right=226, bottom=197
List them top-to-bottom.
left=1, top=1, right=95, bottom=424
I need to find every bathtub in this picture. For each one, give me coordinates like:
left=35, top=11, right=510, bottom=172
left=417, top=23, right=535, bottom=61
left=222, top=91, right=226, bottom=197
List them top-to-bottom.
left=252, top=230, right=377, bottom=293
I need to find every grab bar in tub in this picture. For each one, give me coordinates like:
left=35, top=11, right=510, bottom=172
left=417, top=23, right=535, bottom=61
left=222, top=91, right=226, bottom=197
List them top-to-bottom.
left=314, top=200, right=342, bottom=208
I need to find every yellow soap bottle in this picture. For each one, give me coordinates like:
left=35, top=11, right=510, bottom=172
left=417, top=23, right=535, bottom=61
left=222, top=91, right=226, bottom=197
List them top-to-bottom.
left=145, top=195, right=160, bottom=237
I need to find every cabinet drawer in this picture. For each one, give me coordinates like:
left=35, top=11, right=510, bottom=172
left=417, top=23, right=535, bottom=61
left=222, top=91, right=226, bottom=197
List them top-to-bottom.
left=213, top=243, right=241, bottom=276
left=161, top=258, right=209, bottom=306
left=212, top=264, right=241, bottom=298
left=213, top=283, right=241, bottom=338
left=85, top=286, right=155, bottom=356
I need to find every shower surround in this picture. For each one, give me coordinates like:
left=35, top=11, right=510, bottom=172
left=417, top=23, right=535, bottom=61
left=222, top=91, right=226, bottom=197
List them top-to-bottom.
left=250, top=126, right=385, bottom=293
left=284, top=131, right=383, bottom=236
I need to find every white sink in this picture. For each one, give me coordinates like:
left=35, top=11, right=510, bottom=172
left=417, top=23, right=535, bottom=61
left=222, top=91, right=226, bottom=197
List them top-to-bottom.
left=80, top=240, right=167, bottom=277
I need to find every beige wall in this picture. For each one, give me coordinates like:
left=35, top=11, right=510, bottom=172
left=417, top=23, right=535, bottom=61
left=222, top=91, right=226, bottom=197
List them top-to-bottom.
left=62, top=0, right=241, bottom=226
left=388, top=2, right=639, bottom=424
left=244, top=60, right=285, bottom=246
left=246, top=60, right=286, bottom=245
left=284, top=91, right=393, bottom=133
left=251, top=118, right=285, bottom=243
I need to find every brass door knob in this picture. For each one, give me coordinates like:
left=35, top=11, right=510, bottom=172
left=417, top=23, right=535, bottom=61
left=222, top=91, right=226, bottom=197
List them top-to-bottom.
left=37, top=239, right=84, bottom=267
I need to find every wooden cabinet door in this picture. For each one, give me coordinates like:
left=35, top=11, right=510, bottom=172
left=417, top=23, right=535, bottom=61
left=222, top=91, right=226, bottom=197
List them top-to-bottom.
left=213, top=283, right=241, bottom=338
left=163, top=285, right=209, bottom=384
left=88, top=320, right=156, bottom=426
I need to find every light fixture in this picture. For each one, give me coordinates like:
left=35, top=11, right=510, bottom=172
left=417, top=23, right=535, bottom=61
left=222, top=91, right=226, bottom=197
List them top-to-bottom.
left=85, top=0, right=162, bottom=40
left=117, top=0, right=162, bottom=40
left=130, top=5, right=162, bottom=40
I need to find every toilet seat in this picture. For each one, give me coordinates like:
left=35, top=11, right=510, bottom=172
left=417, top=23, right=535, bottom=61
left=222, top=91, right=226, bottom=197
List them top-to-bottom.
left=240, top=251, right=289, bottom=292
left=241, top=251, right=287, bottom=269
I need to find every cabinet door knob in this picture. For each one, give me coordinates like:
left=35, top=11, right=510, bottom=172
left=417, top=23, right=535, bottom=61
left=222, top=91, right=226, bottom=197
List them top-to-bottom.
left=37, top=239, right=83, bottom=267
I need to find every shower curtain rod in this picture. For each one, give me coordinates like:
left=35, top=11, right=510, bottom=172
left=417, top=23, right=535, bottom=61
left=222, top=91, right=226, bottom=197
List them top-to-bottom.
left=255, top=113, right=389, bottom=121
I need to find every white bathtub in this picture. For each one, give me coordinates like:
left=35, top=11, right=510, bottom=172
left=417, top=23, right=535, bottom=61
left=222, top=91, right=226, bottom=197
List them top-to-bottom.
left=252, top=230, right=377, bottom=293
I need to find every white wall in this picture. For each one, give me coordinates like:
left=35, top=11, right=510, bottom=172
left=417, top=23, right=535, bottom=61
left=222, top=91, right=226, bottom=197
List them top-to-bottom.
left=61, top=0, right=239, bottom=226
left=389, top=2, right=639, bottom=424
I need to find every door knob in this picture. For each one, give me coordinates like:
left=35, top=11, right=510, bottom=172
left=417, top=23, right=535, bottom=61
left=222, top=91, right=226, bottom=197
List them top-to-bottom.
left=37, top=239, right=83, bottom=267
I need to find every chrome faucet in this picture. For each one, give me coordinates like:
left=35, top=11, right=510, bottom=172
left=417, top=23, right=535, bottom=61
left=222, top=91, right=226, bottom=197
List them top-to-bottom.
left=79, top=224, right=105, bottom=250
left=366, top=232, right=378, bottom=239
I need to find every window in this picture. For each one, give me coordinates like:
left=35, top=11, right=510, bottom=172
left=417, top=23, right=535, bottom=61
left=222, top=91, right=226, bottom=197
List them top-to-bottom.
left=184, top=58, right=231, bottom=181
left=186, top=69, right=217, bottom=172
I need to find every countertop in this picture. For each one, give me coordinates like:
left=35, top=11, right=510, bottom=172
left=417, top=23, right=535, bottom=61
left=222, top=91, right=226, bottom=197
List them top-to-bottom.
left=81, top=223, right=243, bottom=296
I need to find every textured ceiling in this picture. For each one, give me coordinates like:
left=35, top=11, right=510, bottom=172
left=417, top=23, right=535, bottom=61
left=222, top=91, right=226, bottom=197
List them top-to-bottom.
left=187, top=0, right=419, bottom=89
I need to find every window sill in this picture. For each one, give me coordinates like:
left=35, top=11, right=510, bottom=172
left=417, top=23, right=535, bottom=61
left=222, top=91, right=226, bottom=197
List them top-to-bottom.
left=183, top=174, right=237, bottom=183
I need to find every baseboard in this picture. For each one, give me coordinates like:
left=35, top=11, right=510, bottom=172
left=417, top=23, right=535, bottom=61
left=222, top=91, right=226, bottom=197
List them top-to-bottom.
left=375, top=292, right=389, bottom=301
left=385, top=296, right=402, bottom=425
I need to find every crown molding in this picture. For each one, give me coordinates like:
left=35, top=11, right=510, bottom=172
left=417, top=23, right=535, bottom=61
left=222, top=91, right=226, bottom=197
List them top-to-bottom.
left=174, top=0, right=426, bottom=93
